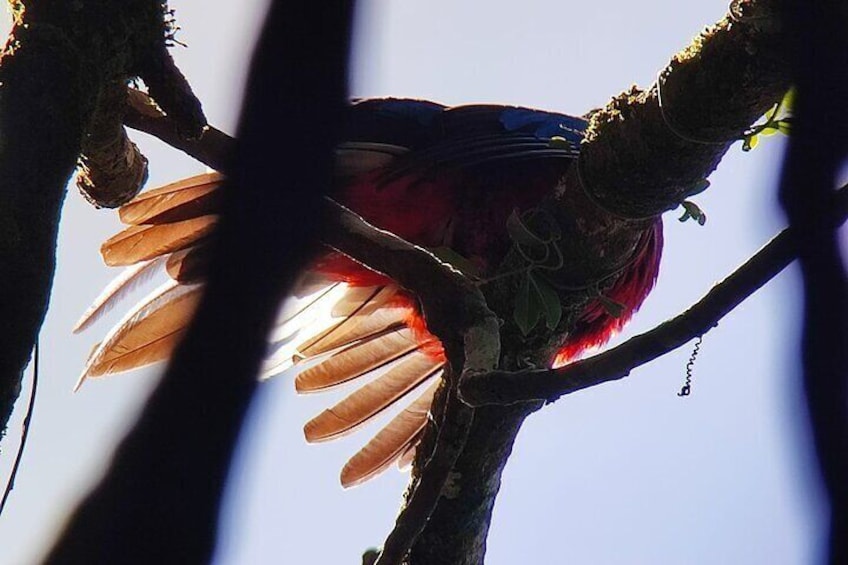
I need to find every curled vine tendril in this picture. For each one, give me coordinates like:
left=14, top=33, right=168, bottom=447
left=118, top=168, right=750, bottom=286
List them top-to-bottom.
left=678, top=335, right=702, bottom=397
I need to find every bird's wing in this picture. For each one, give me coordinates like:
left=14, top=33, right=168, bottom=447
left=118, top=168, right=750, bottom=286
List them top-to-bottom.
left=75, top=99, right=595, bottom=486
left=77, top=175, right=446, bottom=488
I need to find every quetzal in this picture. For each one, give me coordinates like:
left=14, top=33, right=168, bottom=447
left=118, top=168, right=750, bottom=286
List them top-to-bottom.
left=75, top=98, right=662, bottom=487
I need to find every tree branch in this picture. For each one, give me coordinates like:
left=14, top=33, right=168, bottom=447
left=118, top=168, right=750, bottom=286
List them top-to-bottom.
left=0, top=0, right=196, bottom=440
left=580, top=0, right=788, bottom=218
left=777, top=1, right=848, bottom=562
left=44, top=2, right=353, bottom=561
left=412, top=2, right=791, bottom=561
left=76, top=80, right=149, bottom=209
left=124, top=88, right=236, bottom=173
left=461, top=185, right=848, bottom=406
left=321, top=201, right=500, bottom=565
left=374, top=380, right=474, bottom=565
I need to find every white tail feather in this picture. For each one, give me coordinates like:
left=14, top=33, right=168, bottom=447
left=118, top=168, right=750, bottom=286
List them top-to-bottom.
left=73, top=257, right=166, bottom=333
left=75, top=281, right=201, bottom=389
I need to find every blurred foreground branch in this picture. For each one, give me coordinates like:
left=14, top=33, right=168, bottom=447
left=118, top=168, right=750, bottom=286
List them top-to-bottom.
left=777, top=1, right=848, bottom=563
left=44, top=2, right=354, bottom=562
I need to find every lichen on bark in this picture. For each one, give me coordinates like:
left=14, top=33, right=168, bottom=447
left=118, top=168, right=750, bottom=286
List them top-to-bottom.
left=0, top=0, right=204, bottom=436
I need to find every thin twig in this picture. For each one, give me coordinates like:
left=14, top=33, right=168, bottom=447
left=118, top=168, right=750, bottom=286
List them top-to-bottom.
left=124, top=89, right=235, bottom=174
left=0, top=341, right=38, bottom=516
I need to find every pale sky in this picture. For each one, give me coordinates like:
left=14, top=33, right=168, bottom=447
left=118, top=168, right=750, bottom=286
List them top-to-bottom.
left=0, top=2, right=830, bottom=564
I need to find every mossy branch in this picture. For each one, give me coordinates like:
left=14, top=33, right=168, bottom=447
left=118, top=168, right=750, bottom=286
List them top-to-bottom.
left=0, top=1, right=203, bottom=441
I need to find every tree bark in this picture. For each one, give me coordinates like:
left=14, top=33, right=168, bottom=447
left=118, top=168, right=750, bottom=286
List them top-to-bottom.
left=0, top=0, right=204, bottom=438
left=44, top=2, right=354, bottom=562
left=407, top=2, right=791, bottom=562
left=0, top=22, right=82, bottom=437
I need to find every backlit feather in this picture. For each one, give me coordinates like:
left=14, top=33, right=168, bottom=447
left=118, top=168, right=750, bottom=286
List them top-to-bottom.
left=119, top=172, right=224, bottom=225
left=101, top=214, right=218, bottom=266
left=73, top=257, right=166, bottom=333
left=77, top=282, right=202, bottom=387
left=298, top=287, right=405, bottom=359
left=295, top=327, right=420, bottom=393
left=304, top=352, right=443, bottom=442
left=340, top=381, right=438, bottom=488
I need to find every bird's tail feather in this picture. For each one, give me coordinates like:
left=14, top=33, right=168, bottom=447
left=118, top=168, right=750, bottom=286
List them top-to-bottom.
left=76, top=171, right=445, bottom=487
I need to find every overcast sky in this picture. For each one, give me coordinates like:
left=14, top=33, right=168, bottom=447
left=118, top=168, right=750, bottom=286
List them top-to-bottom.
left=0, top=2, right=833, bottom=564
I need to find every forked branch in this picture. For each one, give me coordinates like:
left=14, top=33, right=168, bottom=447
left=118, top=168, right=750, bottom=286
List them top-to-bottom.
left=460, top=184, right=847, bottom=407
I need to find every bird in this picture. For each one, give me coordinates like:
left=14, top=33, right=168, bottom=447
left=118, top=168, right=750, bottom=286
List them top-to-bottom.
left=74, top=98, right=663, bottom=487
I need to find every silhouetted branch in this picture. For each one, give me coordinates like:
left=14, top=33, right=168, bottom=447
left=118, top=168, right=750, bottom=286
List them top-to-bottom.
left=0, top=0, right=196, bottom=440
left=777, top=1, right=848, bottom=563
left=44, top=2, right=354, bottom=562
left=124, top=89, right=236, bottom=174
left=374, top=380, right=474, bottom=565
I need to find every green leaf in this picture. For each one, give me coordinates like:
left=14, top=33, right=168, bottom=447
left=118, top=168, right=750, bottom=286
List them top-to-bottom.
left=780, top=88, right=796, bottom=112
left=777, top=118, right=792, bottom=135
left=760, top=125, right=779, bottom=137
left=742, top=134, right=759, bottom=151
left=678, top=200, right=707, bottom=225
left=506, top=209, right=547, bottom=247
left=529, top=272, right=562, bottom=330
left=514, top=273, right=542, bottom=335
left=597, top=295, right=626, bottom=319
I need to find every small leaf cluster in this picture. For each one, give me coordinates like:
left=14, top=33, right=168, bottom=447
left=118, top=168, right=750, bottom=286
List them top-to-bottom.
left=742, top=89, right=794, bottom=151
left=506, top=209, right=565, bottom=335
